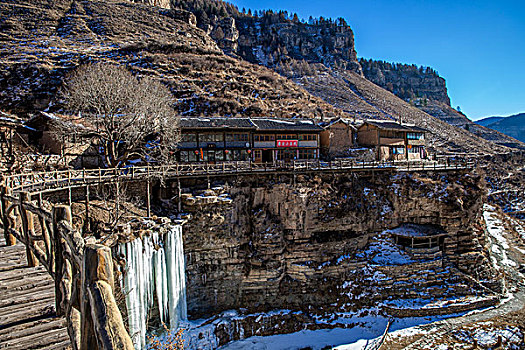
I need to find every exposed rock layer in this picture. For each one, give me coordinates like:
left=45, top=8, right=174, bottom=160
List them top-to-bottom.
left=174, top=171, right=500, bottom=318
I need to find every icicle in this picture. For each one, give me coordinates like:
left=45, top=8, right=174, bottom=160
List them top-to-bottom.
left=120, top=224, right=187, bottom=350
left=166, top=224, right=188, bottom=329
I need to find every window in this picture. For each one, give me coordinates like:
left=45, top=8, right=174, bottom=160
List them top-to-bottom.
left=380, top=131, right=404, bottom=139
left=181, top=133, right=197, bottom=142
left=200, top=133, right=224, bottom=142
left=226, top=133, right=249, bottom=142
left=407, top=133, right=424, bottom=140
left=254, top=134, right=275, bottom=142
left=276, top=134, right=297, bottom=140
left=299, top=134, right=317, bottom=141
left=408, top=146, right=423, bottom=154
left=392, top=147, right=405, bottom=154
left=233, top=149, right=249, bottom=161
left=276, top=149, right=296, bottom=161
left=298, top=149, right=317, bottom=159
left=189, top=150, right=198, bottom=162
left=215, top=150, right=224, bottom=161
left=254, top=150, right=262, bottom=160
left=180, top=151, right=189, bottom=162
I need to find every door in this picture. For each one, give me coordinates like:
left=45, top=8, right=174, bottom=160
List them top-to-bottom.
left=262, top=149, right=273, bottom=163
left=207, top=150, right=216, bottom=163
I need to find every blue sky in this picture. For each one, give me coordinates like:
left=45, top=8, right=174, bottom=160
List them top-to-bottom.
left=229, top=0, right=525, bottom=120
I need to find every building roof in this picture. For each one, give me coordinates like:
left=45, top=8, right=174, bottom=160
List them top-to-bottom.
left=0, top=111, right=23, bottom=127
left=24, top=112, right=90, bottom=131
left=180, top=117, right=256, bottom=130
left=180, top=117, right=323, bottom=132
left=318, top=117, right=358, bottom=131
left=250, top=118, right=323, bottom=132
left=361, top=120, right=428, bottom=133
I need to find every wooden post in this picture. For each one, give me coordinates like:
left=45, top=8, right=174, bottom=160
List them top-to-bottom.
left=177, top=177, right=182, bottom=213
left=146, top=179, right=151, bottom=218
left=0, top=185, right=16, bottom=245
left=84, top=186, right=90, bottom=233
left=19, top=192, right=39, bottom=267
left=37, top=195, right=52, bottom=267
left=53, top=205, right=72, bottom=316
left=82, top=244, right=134, bottom=350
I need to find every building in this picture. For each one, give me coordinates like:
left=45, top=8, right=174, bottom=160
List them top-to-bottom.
left=21, top=112, right=102, bottom=168
left=177, top=117, right=323, bottom=163
left=178, top=117, right=256, bottom=163
left=319, top=118, right=357, bottom=158
left=356, top=120, right=427, bottom=161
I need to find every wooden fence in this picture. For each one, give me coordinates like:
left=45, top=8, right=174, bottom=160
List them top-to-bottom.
left=4, top=159, right=474, bottom=194
left=0, top=187, right=134, bottom=350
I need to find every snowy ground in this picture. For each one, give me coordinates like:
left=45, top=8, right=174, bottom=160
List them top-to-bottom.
left=216, top=313, right=459, bottom=350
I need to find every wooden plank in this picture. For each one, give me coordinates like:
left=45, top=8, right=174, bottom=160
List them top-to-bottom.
left=0, top=265, right=47, bottom=281
left=0, top=271, right=53, bottom=290
left=0, top=284, right=54, bottom=305
left=0, top=289, right=55, bottom=308
left=0, top=296, right=55, bottom=323
left=0, top=317, right=66, bottom=341
left=0, top=326, right=69, bottom=350
left=40, top=340, right=72, bottom=350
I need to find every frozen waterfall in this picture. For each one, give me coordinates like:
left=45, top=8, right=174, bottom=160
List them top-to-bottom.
left=119, top=225, right=187, bottom=350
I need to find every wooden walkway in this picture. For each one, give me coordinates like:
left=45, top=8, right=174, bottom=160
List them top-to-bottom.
left=3, top=159, right=474, bottom=195
left=0, top=234, right=70, bottom=350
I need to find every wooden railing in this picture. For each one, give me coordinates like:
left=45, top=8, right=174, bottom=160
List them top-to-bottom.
left=3, top=159, right=474, bottom=194
left=0, top=188, right=134, bottom=350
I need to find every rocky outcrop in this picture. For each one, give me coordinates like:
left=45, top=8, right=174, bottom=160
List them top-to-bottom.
left=170, top=1, right=362, bottom=73
left=206, top=16, right=239, bottom=52
left=235, top=16, right=361, bottom=72
left=360, top=59, right=450, bottom=105
left=171, top=171, right=500, bottom=319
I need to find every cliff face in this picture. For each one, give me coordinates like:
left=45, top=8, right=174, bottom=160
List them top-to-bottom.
left=171, top=0, right=362, bottom=73
left=234, top=16, right=361, bottom=73
left=359, top=59, right=450, bottom=105
left=175, top=171, right=499, bottom=319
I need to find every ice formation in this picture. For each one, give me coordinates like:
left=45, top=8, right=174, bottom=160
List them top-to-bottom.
left=119, top=225, right=187, bottom=350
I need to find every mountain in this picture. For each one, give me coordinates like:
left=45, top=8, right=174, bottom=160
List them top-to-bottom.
left=0, top=0, right=519, bottom=155
left=0, top=0, right=347, bottom=120
left=170, top=0, right=362, bottom=72
left=359, top=59, right=524, bottom=149
left=359, top=59, right=450, bottom=105
left=478, top=113, right=525, bottom=143
left=476, top=116, right=505, bottom=127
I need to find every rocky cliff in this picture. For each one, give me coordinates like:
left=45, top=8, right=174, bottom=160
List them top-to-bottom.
left=170, top=0, right=362, bottom=72
left=360, top=59, right=450, bottom=105
left=171, top=171, right=500, bottom=321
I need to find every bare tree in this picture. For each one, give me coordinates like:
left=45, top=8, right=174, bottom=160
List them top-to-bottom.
left=60, top=63, right=180, bottom=167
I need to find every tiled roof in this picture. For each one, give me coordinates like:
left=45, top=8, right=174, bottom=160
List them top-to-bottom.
left=0, top=111, right=23, bottom=127
left=180, top=117, right=255, bottom=129
left=180, top=117, right=323, bottom=132
left=319, top=117, right=358, bottom=130
left=250, top=118, right=323, bottom=131
left=364, top=120, right=428, bottom=133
